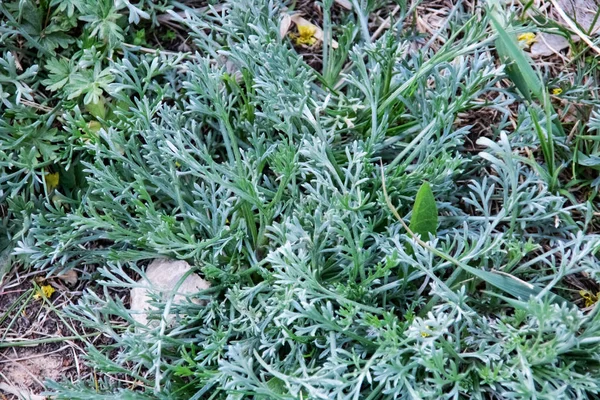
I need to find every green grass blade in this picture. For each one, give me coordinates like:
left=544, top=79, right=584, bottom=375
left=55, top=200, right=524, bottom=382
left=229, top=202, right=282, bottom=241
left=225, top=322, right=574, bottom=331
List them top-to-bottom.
left=489, top=10, right=543, bottom=100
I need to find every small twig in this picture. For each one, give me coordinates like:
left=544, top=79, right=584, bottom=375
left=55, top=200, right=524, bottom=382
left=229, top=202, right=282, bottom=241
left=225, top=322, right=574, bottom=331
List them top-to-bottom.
left=370, top=5, right=400, bottom=42
left=19, top=100, right=53, bottom=113
left=565, top=119, right=580, bottom=145
left=0, top=333, right=100, bottom=348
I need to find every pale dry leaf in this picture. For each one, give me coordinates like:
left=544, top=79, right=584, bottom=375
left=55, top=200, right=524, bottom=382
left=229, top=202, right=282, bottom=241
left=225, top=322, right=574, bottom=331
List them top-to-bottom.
left=335, top=0, right=352, bottom=10
left=530, top=0, right=599, bottom=56
left=279, top=13, right=292, bottom=39
left=290, top=15, right=339, bottom=48
left=531, top=32, right=571, bottom=56
left=217, top=53, right=242, bottom=82
left=129, top=259, right=210, bottom=326
left=57, top=270, right=78, bottom=286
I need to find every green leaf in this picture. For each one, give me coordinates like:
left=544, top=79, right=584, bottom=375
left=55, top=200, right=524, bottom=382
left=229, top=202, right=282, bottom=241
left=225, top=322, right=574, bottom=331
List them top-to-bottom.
left=489, top=11, right=543, bottom=101
left=496, top=38, right=533, bottom=102
left=42, top=57, right=71, bottom=91
left=85, top=95, right=106, bottom=119
left=577, top=151, right=600, bottom=169
left=409, top=182, right=438, bottom=241
left=460, top=265, right=570, bottom=305
left=266, top=377, right=287, bottom=394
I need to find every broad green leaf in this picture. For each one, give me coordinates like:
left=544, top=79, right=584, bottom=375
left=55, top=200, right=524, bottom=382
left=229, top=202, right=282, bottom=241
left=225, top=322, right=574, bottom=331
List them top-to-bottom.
left=489, top=4, right=566, bottom=142
left=490, top=15, right=542, bottom=101
left=496, top=38, right=533, bottom=102
left=409, top=182, right=438, bottom=241
left=461, top=264, right=570, bottom=305
left=266, top=376, right=308, bottom=398
left=267, top=377, right=287, bottom=394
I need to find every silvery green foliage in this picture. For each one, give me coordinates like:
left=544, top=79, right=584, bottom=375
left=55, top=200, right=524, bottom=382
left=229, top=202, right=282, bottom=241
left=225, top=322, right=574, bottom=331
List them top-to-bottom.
left=0, top=0, right=181, bottom=260
left=20, top=0, right=600, bottom=398
left=0, top=52, right=38, bottom=108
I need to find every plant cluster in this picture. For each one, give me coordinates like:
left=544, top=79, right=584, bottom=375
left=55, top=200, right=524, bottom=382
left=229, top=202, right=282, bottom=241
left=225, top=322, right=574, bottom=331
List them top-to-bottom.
left=1, top=0, right=600, bottom=399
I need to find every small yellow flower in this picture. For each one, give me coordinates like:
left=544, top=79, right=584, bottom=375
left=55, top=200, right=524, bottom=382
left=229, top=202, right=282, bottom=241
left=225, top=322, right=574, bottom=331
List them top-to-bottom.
left=292, top=24, right=317, bottom=46
left=517, top=32, right=537, bottom=47
left=552, top=88, right=563, bottom=95
left=44, top=172, right=59, bottom=191
left=33, top=284, right=55, bottom=300
left=580, top=290, right=600, bottom=308
left=420, top=325, right=432, bottom=338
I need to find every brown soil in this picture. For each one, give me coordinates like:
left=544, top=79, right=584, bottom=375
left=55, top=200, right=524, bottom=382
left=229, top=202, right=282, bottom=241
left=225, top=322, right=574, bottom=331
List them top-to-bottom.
left=0, top=266, right=126, bottom=399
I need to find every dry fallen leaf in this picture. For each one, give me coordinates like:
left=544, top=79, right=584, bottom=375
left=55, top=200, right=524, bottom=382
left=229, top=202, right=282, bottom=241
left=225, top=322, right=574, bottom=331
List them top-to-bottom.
left=335, top=0, right=352, bottom=10
left=530, top=0, right=599, bottom=57
left=557, top=0, right=600, bottom=33
left=279, top=13, right=292, bottom=39
left=531, top=32, right=571, bottom=56
left=129, top=259, right=210, bottom=326
left=57, top=269, right=78, bottom=286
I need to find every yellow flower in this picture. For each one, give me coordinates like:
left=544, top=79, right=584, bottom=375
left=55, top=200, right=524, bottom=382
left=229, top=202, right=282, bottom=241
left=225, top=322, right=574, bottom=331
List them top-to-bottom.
left=292, top=24, right=317, bottom=46
left=517, top=32, right=537, bottom=47
left=552, top=88, right=563, bottom=95
left=44, top=172, right=59, bottom=191
left=33, top=284, right=55, bottom=300
left=580, top=290, right=599, bottom=307
left=420, top=325, right=432, bottom=338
